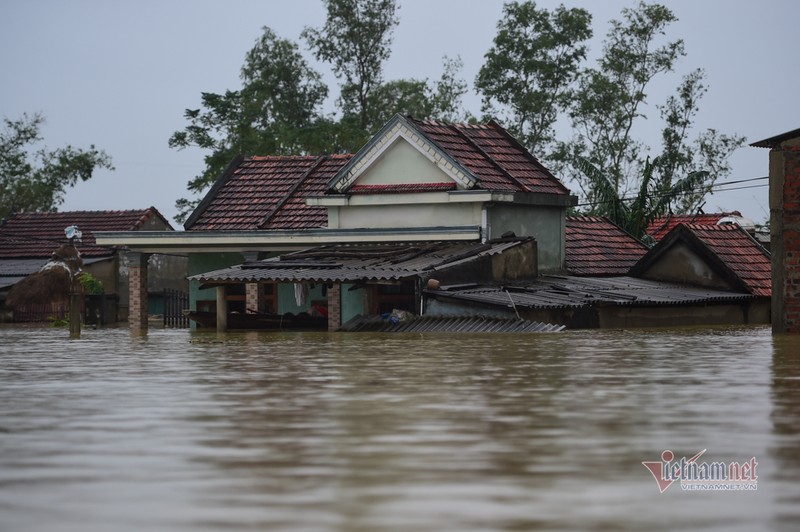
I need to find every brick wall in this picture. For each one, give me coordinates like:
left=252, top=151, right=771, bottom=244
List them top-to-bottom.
left=783, top=148, right=800, bottom=333
left=327, top=283, right=341, bottom=332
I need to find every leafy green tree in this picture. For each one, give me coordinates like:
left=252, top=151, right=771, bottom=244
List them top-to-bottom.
left=302, top=0, right=399, bottom=130
left=476, top=1, right=592, bottom=156
left=556, top=1, right=743, bottom=218
left=562, top=1, right=685, bottom=200
left=169, top=27, right=328, bottom=223
left=344, top=56, right=471, bottom=131
left=654, top=69, right=744, bottom=214
left=0, top=113, right=113, bottom=220
left=577, top=156, right=708, bottom=240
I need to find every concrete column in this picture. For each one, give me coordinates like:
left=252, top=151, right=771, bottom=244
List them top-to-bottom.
left=128, top=252, right=150, bottom=331
left=327, top=283, right=341, bottom=332
left=216, top=285, right=228, bottom=332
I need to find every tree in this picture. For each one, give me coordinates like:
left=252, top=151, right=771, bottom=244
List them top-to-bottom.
left=302, top=0, right=399, bottom=130
left=476, top=1, right=592, bottom=156
left=556, top=1, right=743, bottom=218
left=562, top=1, right=685, bottom=201
left=169, top=27, right=328, bottom=223
left=343, top=56, right=471, bottom=131
left=654, top=69, right=744, bottom=214
left=0, top=113, right=113, bottom=220
left=577, top=155, right=708, bottom=240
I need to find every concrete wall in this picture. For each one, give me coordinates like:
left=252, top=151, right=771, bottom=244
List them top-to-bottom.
left=357, top=139, right=452, bottom=185
left=332, top=202, right=481, bottom=230
left=486, top=204, right=565, bottom=272
left=637, top=242, right=734, bottom=291
left=188, top=252, right=245, bottom=316
left=277, top=283, right=326, bottom=314
left=342, top=284, right=367, bottom=325
left=426, top=295, right=770, bottom=329
left=598, top=300, right=770, bottom=329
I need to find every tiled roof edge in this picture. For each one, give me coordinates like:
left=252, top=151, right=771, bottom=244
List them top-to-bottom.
left=485, top=119, right=571, bottom=195
left=184, top=154, right=245, bottom=230
left=630, top=223, right=754, bottom=294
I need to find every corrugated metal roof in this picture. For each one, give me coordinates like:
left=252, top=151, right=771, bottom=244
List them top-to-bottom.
left=190, top=239, right=531, bottom=285
left=427, top=275, right=753, bottom=311
left=341, top=314, right=565, bottom=333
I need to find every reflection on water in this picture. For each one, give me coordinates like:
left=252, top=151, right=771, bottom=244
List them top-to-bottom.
left=0, top=325, right=799, bottom=531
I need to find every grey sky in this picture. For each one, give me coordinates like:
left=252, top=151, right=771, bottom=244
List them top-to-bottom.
left=2, top=0, right=797, bottom=226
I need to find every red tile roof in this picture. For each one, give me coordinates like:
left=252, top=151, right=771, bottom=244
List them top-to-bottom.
left=186, top=117, right=571, bottom=232
left=410, top=118, right=570, bottom=196
left=186, top=155, right=353, bottom=231
left=348, top=182, right=457, bottom=194
left=0, top=208, right=172, bottom=258
left=645, top=211, right=742, bottom=241
left=565, top=216, right=649, bottom=276
left=682, top=223, right=772, bottom=297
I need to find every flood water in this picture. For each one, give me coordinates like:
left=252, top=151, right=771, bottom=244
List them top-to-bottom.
left=1, top=324, right=799, bottom=531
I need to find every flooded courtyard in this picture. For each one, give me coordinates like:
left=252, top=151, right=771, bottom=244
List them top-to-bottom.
left=1, top=325, right=799, bottom=531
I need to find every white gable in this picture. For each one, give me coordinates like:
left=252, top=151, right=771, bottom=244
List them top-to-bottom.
left=332, top=117, right=476, bottom=192
left=354, top=137, right=452, bottom=187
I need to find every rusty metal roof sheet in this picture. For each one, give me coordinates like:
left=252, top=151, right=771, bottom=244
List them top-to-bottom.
left=190, top=239, right=531, bottom=285
left=427, top=275, right=753, bottom=311
left=341, top=314, right=565, bottom=333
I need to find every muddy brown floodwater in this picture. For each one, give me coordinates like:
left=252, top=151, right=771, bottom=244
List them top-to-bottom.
left=1, top=324, right=799, bottom=531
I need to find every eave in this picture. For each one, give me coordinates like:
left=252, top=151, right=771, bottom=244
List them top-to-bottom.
left=308, top=190, right=577, bottom=207
left=94, top=226, right=482, bottom=254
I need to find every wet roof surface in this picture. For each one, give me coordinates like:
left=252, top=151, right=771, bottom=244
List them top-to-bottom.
left=0, top=208, right=169, bottom=258
left=565, top=216, right=648, bottom=276
left=190, top=239, right=531, bottom=284
left=427, top=275, right=753, bottom=311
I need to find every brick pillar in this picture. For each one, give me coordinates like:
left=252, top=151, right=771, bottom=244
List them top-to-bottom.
left=781, top=147, right=800, bottom=333
left=128, top=252, right=150, bottom=331
left=245, top=283, right=263, bottom=313
left=327, top=283, right=341, bottom=332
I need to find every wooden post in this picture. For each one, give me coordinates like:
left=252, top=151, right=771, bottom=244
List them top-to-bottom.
left=216, top=285, right=228, bottom=332
left=69, top=291, right=81, bottom=338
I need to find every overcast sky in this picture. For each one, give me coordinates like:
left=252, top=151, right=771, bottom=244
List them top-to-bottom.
left=2, top=0, right=797, bottom=227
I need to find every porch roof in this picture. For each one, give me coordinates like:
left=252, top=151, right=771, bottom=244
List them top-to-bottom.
left=189, top=238, right=531, bottom=285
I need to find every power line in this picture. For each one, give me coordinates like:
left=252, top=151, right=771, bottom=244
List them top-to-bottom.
left=575, top=176, right=769, bottom=208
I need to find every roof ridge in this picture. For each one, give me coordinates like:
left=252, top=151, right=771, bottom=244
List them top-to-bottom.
left=485, top=119, right=570, bottom=195
left=449, top=123, right=527, bottom=192
left=249, top=155, right=323, bottom=161
left=258, top=156, right=328, bottom=229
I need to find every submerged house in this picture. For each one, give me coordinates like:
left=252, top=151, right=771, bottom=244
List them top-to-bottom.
left=96, top=115, right=770, bottom=331
left=96, top=115, right=575, bottom=330
left=0, top=209, right=186, bottom=322
left=426, top=218, right=770, bottom=328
